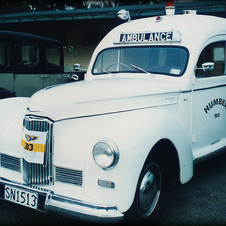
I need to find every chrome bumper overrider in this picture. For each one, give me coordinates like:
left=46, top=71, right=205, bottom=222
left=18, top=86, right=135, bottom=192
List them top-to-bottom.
left=0, top=178, right=124, bottom=223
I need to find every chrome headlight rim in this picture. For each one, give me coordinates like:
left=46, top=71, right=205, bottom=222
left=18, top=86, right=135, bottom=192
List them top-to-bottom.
left=93, top=138, right=119, bottom=170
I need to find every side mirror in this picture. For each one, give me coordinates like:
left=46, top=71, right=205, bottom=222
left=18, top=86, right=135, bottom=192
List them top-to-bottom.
left=64, top=46, right=73, bottom=52
left=202, top=62, right=214, bottom=71
left=73, top=63, right=81, bottom=71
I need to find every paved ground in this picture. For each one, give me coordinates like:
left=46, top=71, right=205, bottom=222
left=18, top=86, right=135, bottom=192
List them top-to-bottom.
left=0, top=151, right=226, bottom=225
left=159, top=151, right=226, bottom=225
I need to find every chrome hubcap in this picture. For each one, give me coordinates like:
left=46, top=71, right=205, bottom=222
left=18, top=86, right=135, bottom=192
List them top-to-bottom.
left=138, top=163, right=161, bottom=217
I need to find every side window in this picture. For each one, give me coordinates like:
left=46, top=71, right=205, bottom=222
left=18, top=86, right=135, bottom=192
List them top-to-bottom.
left=195, top=41, right=225, bottom=78
left=0, top=42, right=11, bottom=71
left=14, top=42, right=63, bottom=73
left=16, top=42, right=40, bottom=71
left=21, top=44, right=40, bottom=68
left=46, top=45, right=61, bottom=69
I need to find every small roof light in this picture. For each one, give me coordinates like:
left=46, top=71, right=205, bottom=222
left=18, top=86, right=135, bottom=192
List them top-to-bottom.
left=165, top=0, right=175, bottom=16
left=166, top=0, right=174, bottom=7
left=117, top=9, right=131, bottom=21
left=183, top=10, right=197, bottom=15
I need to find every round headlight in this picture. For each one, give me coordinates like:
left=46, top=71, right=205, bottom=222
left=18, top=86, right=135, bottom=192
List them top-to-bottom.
left=93, top=139, right=119, bottom=169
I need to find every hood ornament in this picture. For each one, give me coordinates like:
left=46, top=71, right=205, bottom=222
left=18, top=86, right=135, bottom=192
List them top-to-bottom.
left=27, top=107, right=43, bottom=112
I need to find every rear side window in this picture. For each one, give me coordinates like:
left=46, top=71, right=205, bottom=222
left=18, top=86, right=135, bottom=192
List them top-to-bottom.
left=0, top=39, right=63, bottom=74
left=196, top=42, right=225, bottom=78
left=17, top=43, right=40, bottom=70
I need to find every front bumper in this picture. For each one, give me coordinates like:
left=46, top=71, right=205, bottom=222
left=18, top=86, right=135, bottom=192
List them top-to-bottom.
left=0, top=177, right=124, bottom=223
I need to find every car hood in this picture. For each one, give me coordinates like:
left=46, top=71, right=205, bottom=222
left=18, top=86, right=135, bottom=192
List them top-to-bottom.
left=27, top=77, right=180, bottom=121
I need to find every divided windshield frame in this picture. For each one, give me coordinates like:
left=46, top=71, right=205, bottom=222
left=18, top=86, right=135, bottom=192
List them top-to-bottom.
left=92, top=45, right=189, bottom=77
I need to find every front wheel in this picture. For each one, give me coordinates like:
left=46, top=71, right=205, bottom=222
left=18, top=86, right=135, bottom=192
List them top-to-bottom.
left=125, top=158, right=167, bottom=222
left=137, top=163, right=162, bottom=218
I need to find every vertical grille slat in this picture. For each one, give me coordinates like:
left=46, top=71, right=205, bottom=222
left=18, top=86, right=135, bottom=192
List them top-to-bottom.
left=22, top=116, right=52, bottom=185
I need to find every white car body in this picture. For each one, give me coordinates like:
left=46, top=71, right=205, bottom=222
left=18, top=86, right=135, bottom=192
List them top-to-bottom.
left=0, top=10, right=226, bottom=223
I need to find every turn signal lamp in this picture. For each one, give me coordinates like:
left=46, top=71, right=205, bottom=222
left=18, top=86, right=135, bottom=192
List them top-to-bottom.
left=156, top=15, right=163, bottom=23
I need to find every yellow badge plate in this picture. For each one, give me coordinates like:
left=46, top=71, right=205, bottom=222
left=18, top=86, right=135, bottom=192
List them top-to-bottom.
left=21, top=139, right=45, bottom=153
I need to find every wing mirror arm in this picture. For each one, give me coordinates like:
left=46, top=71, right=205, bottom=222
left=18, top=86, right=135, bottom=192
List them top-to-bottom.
left=196, top=62, right=215, bottom=71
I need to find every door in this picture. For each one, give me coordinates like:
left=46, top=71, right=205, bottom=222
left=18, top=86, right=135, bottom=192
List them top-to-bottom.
left=0, top=41, right=14, bottom=94
left=192, top=41, right=226, bottom=161
left=13, top=43, right=63, bottom=97
left=13, top=43, right=44, bottom=97
left=13, top=73, right=45, bottom=97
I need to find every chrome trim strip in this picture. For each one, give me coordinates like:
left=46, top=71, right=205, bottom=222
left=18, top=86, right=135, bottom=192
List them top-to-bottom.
left=193, top=84, right=226, bottom=92
left=55, top=101, right=178, bottom=123
left=193, top=146, right=226, bottom=165
left=46, top=194, right=123, bottom=223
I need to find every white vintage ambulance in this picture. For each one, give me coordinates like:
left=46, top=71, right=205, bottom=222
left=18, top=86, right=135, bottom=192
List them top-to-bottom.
left=0, top=4, right=226, bottom=223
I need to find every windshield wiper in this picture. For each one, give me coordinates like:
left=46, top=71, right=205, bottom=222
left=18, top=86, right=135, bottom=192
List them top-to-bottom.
left=131, top=64, right=155, bottom=77
left=96, top=68, right=116, bottom=77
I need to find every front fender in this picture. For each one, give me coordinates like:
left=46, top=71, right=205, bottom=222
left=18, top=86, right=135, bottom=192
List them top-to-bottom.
left=0, top=97, right=29, bottom=157
left=53, top=107, right=193, bottom=213
left=84, top=108, right=193, bottom=213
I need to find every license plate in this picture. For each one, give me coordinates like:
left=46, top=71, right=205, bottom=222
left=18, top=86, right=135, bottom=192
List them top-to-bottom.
left=4, top=185, right=38, bottom=209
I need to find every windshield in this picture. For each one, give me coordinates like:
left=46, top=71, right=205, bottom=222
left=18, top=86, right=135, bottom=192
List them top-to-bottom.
left=92, top=46, right=189, bottom=77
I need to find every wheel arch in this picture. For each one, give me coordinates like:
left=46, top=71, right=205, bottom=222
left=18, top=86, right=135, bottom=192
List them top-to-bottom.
left=125, top=138, right=181, bottom=221
left=148, top=139, right=180, bottom=186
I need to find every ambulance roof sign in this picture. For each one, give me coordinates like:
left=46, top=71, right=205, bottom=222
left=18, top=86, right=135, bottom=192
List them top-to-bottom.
left=118, top=30, right=182, bottom=44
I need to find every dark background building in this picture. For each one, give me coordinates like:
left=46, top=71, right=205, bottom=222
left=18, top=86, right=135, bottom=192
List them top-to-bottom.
left=0, top=0, right=225, bottom=71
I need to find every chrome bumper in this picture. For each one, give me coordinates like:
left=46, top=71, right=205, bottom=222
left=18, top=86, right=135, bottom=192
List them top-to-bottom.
left=0, top=178, right=124, bottom=223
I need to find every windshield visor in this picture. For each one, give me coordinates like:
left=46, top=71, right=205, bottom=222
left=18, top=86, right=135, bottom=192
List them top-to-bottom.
left=92, top=46, right=189, bottom=77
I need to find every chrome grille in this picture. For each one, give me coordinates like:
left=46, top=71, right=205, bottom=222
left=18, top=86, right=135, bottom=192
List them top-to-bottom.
left=22, top=116, right=53, bottom=185
left=23, top=118, right=49, bottom=132
left=0, top=154, right=21, bottom=172
left=55, top=167, right=83, bottom=186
